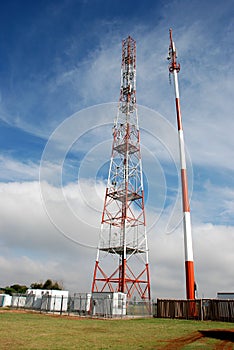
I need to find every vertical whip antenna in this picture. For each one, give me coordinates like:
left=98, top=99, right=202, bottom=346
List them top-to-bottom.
left=168, top=29, right=195, bottom=300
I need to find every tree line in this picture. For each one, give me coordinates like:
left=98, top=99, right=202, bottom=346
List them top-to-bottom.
left=0, top=279, right=63, bottom=295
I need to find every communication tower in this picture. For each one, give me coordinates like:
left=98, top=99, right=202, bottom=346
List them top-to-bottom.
left=168, top=29, right=195, bottom=299
left=91, top=36, right=151, bottom=300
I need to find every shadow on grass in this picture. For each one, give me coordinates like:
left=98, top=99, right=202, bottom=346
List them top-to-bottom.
left=161, top=329, right=234, bottom=349
left=199, top=329, right=234, bottom=342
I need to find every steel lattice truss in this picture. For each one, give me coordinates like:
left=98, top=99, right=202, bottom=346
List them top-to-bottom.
left=91, top=36, right=151, bottom=300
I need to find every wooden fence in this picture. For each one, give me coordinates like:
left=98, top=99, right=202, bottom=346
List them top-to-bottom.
left=156, top=299, right=234, bottom=322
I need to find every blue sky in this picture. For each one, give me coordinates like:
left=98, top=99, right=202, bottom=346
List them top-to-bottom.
left=0, top=0, right=233, bottom=298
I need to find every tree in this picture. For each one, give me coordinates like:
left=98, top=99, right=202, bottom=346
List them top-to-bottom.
left=1, top=279, right=64, bottom=295
left=30, top=279, right=63, bottom=290
left=43, top=279, right=53, bottom=289
left=30, top=282, right=43, bottom=289
left=2, top=284, right=28, bottom=295
left=11, top=284, right=28, bottom=294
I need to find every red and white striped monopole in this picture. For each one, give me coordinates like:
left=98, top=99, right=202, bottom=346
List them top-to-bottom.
left=168, top=29, right=195, bottom=299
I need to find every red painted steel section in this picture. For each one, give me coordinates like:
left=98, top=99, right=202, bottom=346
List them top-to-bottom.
left=181, top=169, right=190, bottom=212
left=91, top=261, right=99, bottom=292
left=185, top=261, right=195, bottom=299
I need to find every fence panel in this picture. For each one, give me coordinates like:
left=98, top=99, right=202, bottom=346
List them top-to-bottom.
left=156, top=299, right=234, bottom=322
left=126, top=301, right=152, bottom=317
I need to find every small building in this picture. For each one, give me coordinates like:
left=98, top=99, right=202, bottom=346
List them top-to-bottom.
left=25, top=289, right=69, bottom=311
left=91, top=292, right=126, bottom=317
left=217, top=292, right=234, bottom=300
left=0, top=294, right=12, bottom=307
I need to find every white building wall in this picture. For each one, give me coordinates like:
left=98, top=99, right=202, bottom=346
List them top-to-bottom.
left=26, top=289, right=69, bottom=311
left=0, top=294, right=12, bottom=307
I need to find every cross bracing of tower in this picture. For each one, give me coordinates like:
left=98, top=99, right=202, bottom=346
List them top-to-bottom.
left=91, top=36, right=151, bottom=300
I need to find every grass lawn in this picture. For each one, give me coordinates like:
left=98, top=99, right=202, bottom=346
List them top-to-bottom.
left=0, top=310, right=233, bottom=349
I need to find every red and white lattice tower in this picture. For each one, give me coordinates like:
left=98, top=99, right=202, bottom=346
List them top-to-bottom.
left=168, top=29, right=195, bottom=299
left=91, top=36, right=151, bottom=300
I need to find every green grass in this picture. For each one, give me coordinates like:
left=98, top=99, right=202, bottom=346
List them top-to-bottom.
left=0, top=310, right=233, bottom=349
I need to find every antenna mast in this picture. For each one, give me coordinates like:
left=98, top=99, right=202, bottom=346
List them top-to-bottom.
left=168, top=29, right=195, bottom=299
left=91, top=36, right=151, bottom=300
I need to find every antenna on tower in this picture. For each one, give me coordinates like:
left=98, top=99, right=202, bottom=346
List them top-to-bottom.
left=168, top=28, right=196, bottom=300
left=91, top=36, right=151, bottom=301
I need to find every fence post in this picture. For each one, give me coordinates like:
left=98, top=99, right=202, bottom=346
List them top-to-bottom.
left=40, top=295, right=42, bottom=313
left=52, top=295, right=55, bottom=314
left=60, top=295, right=64, bottom=315
left=67, top=296, right=71, bottom=316
left=156, top=299, right=160, bottom=318
left=200, top=299, right=203, bottom=321
left=185, top=300, right=188, bottom=320
left=228, top=301, right=232, bottom=322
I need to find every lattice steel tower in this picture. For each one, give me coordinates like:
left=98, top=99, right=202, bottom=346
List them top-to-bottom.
left=91, top=36, right=151, bottom=300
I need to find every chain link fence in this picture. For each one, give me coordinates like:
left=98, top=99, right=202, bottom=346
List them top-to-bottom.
left=9, top=293, right=153, bottom=318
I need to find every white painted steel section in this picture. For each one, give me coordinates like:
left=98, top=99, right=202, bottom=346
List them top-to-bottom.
left=172, top=41, right=176, bottom=53
left=173, top=71, right=180, bottom=98
left=178, top=130, right=186, bottom=169
left=183, top=212, right=194, bottom=261
left=145, top=236, right=149, bottom=264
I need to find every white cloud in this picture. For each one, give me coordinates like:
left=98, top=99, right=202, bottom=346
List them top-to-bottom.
left=0, top=155, right=39, bottom=181
left=0, top=180, right=233, bottom=298
left=0, top=181, right=98, bottom=292
left=192, top=181, right=234, bottom=225
left=193, top=223, right=234, bottom=298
